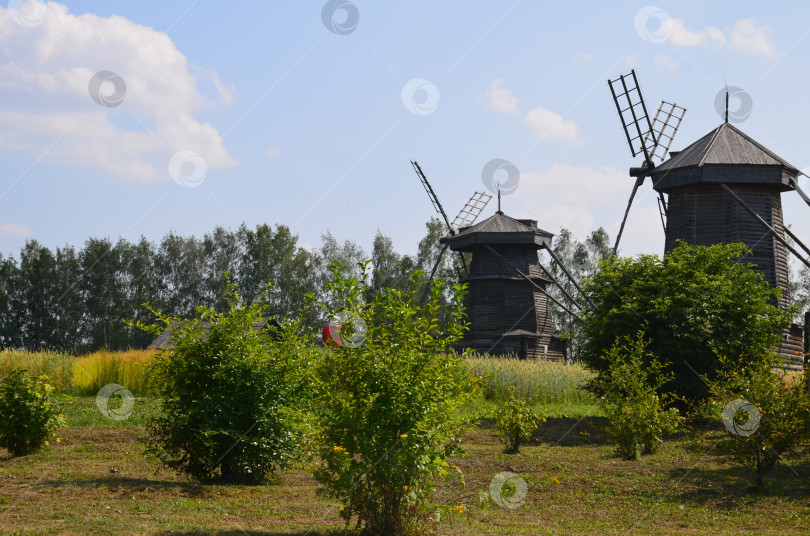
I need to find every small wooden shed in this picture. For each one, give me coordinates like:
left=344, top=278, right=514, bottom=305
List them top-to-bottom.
left=441, top=212, right=566, bottom=360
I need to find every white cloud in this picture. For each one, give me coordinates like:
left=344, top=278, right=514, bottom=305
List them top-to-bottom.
left=0, top=2, right=236, bottom=183
left=657, top=17, right=778, bottom=58
left=665, top=18, right=706, bottom=47
left=729, top=19, right=779, bottom=58
left=707, top=27, right=726, bottom=44
left=654, top=54, right=679, bottom=71
left=207, top=68, right=235, bottom=106
left=479, top=79, right=519, bottom=114
left=523, top=107, right=582, bottom=145
left=265, top=146, right=282, bottom=158
left=511, top=164, right=663, bottom=254
left=512, top=164, right=627, bottom=238
left=0, top=223, right=32, bottom=238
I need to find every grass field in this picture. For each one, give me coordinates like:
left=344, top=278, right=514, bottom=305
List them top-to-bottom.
left=1, top=352, right=808, bottom=534
left=1, top=396, right=808, bottom=535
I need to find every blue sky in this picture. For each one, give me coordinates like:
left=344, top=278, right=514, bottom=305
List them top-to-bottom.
left=1, top=0, right=810, bottom=261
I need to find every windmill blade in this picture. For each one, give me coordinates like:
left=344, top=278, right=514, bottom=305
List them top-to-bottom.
left=608, top=69, right=656, bottom=168
left=643, top=100, right=687, bottom=163
left=410, top=160, right=469, bottom=276
left=411, top=160, right=453, bottom=233
left=613, top=176, right=645, bottom=255
left=791, top=176, right=810, bottom=208
left=451, top=191, right=492, bottom=231
left=419, top=242, right=451, bottom=303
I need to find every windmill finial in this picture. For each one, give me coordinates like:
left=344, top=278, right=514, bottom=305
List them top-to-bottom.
left=725, top=81, right=729, bottom=124
left=496, top=180, right=503, bottom=214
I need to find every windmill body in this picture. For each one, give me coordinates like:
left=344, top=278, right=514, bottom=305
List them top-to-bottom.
left=650, top=122, right=804, bottom=369
left=441, top=212, right=567, bottom=360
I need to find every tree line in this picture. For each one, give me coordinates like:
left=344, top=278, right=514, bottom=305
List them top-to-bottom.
left=0, top=214, right=640, bottom=356
left=0, top=219, right=458, bottom=354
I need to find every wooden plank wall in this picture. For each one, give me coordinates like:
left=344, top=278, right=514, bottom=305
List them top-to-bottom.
left=664, top=182, right=803, bottom=368
left=459, top=243, right=565, bottom=360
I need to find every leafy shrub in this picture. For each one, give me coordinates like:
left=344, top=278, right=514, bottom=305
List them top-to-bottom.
left=580, top=242, right=791, bottom=401
left=313, top=262, right=477, bottom=535
left=133, top=283, right=315, bottom=484
left=585, top=331, right=683, bottom=460
left=709, top=352, right=810, bottom=488
left=0, top=368, right=66, bottom=456
left=494, top=387, right=546, bottom=453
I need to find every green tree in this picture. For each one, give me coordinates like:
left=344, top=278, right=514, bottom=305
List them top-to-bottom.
left=414, top=217, right=457, bottom=284
left=236, top=223, right=319, bottom=320
left=201, top=226, right=240, bottom=312
left=541, top=227, right=611, bottom=361
left=370, top=230, right=411, bottom=297
left=154, top=232, right=205, bottom=318
left=118, top=237, right=160, bottom=349
left=79, top=238, right=129, bottom=350
left=17, top=240, right=61, bottom=350
left=580, top=242, right=791, bottom=401
left=53, top=245, right=84, bottom=354
left=0, top=254, right=21, bottom=348
left=313, top=262, right=476, bottom=535
left=135, top=282, right=315, bottom=484
left=585, top=330, right=684, bottom=460
left=709, top=352, right=810, bottom=489
left=0, top=369, right=66, bottom=456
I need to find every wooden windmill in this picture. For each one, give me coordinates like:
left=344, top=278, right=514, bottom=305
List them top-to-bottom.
left=609, top=70, right=810, bottom=370
left=411, top=161, right=590, bottom=359
left=440, top=212, right=572, bottom=360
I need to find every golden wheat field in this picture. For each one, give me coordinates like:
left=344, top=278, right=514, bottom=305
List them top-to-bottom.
left=1, top=349, right=593, bottom=405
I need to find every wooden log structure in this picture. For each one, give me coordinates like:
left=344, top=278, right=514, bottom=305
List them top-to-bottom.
left=650, top=122, right=805, bottom=370
left=440, top=212, right=567, bottom=360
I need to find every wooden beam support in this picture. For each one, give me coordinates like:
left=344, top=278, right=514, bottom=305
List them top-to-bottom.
left=721, top=183, right=810, bottom=271
left=483, top=243, right=583, bottom=323
left=545, top=247, right=597, bottom=309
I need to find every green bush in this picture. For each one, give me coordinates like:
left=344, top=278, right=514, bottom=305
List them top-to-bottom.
left=580, top=242, right=791, bottom=401
left=313, top=262, right=477, bottom=535
left=133, top=283, right=315, bottom=484
left=585, top=331, right=683, bottom=460
left=709, top=353, right=810, bottom=489
left=0, top=368, right=66, bottom=456
left=494, top=387, right=545, bottom=453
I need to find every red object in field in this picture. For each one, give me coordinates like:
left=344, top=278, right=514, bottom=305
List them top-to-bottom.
left=323, top=325, right=343, bottom=347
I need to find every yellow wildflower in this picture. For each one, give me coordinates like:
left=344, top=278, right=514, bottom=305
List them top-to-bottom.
left=400, top=433, right=408, bottom=439
left=332, top=446, right=347, bottom=454
left=551, top=476, right=560, bottom=485
left=452, top=504, right=464, bottom=514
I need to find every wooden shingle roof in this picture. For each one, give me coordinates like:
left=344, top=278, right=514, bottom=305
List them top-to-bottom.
left=650, top=123, right=799, bottom=192
left=654, top=123, right=799, bottom=172
left=441, top=212, right=553, bottom=251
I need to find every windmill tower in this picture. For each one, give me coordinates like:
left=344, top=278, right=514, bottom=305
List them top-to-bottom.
left=608, top=70, right=809, bottom=370
left=649, top=123, right=805, bottom=367
left=410, top=161, right=589, bottom=360
left=440, top=212, right=569, bottom=360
